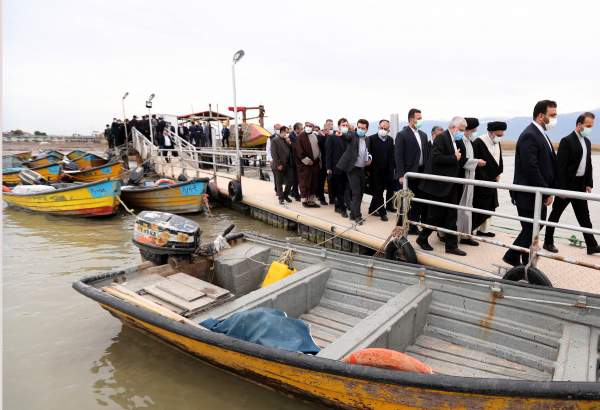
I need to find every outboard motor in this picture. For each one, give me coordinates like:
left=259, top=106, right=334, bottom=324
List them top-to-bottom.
left=19, top=169, right=49, bottom=185
left=132, top=211, right=202, bottom=265
left=132, top=211, right=238, bottom=265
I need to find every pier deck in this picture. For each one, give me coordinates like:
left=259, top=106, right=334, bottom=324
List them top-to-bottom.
left=154, top=159, right=600, bottom=295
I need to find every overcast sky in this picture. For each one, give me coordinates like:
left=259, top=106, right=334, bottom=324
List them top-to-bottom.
left=3, top=0, right=600, bottom=134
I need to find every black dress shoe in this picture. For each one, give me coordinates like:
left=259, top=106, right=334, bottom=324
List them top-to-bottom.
left=283, top=195, right=292, bottom=203
left=294, top=195, right=301, bottom=202
left=279, top=198, right=285, bottom=205
left=319, top=199, right=328, bottom=206
left=302, top=202, right=310, bottom=208
left=310, top=202, right=320, bottom=208
left=334, top=207, right=340, bottom=214
left=340, top=210, right=348, bottom=218
left=380, top=214, right=388, bottom=222
left=354, top=218, right=364, bottom=226
left=408, top=226, right=419, bottom=235
left=477, top=231, right=495, bottom=237
left=416, top=237, right=433, bottom=251
left=460, top=238, right=479, bottom=246
left=543, top=243, right=558, bottom=253
left=587, top=245, right=600, bottom=255
left=446, top=248, right=467, bottom=256
left=502, top=255, right=520, bottom=267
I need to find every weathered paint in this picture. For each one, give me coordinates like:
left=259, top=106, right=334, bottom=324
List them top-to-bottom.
left=72, top=154, right=108, bottom=169
left=24, top=155, right=61, bottom=168
left=68, top=162, right=123, bottom=183
left=29, top=163, right=63, bottom=183
left=2, top=179, right=121, bottom=217
left=120, top=179, right=207, bottom=214
left=102, top=305, right=600, bottom=410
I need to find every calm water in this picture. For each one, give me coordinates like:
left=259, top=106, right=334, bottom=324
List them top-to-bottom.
left=2, top=155, right=599, bottom=410
left=2, top=208, right=318, bottom=410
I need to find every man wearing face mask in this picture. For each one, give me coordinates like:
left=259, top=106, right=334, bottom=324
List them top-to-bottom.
left=503, top=100, right=557, bottom=267
left=395, top=109, right=430, bottom=233
left=544, top=112, right=599, bottom=255
left=417, top=116, right=467, bottom=256
left=456, top=117, right=486, bottom=246
left=326, top=118, right=351, bottom=217
left=316, top=119, right=334, bottom=206
left=336, top=119, right=372, bottom=224
left=367, top=119, right=395, bottom=221
left=471, top=121, right=506, bottom=237
left=288, top=122, right=304, bottom=201
left=295, top=122, right=321, bottom=207
left=270, top=126, right=294, bottom=204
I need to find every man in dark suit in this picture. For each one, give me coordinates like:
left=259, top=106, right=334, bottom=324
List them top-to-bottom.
left=503, top=100, right=558, bottom=266
left=395, top=108, right=431, bottom=233
left=543, top=112, right=599, bottom=255
left=416, top=116, right=467, bottom=256
left=326, top=118, right=351, bottom=217
left=367, top=119, right=395, bottom=221
left=288, top=122, right=303, bottom=201
left=270, top=126, right=294, bottom=204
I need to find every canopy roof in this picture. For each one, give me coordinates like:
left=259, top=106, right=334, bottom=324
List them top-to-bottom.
left=178, top=110, right=234, bottom=121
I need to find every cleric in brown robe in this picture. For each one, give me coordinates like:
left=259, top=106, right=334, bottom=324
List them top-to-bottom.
left=471, top=121, right=506, bottom=237
left=295, top=122, right=321, bottom=207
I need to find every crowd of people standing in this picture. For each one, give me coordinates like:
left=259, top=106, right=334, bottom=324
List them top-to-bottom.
left=268, top=101, right=598, bottom=259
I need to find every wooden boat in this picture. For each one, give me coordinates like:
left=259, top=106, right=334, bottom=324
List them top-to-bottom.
left=39, top=150, right=64, bottom=159
left=66, top=150, right=87, bottom=161
left=2, top=151, right=31, bottom=163
left=24, top=153, right=62, bottom=168
left=72, top=153, right=108, bottom=169
left=2, top=155, right=24, bottom=169
left=64, top=161, right=123, bottom=183
left=28, top=163, right=63, bottom=183
left=2, top=167, right=23, bottom=186
left=120, top=178, right=209, bottom=213
left=3, top=179, right=121, bottom=217
left=74, top=231, right=600, bottom=409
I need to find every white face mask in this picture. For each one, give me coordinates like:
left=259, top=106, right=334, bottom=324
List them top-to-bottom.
left=546, top=116, right=558, bottom=130
left=304, top=126, right=313, bottom=134
left=340, top=126, right=349, bottom=134
left=378, top=129, right=388, bottom=137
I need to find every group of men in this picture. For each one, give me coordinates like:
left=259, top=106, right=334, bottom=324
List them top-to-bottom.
left=268, top=100, right=598, bottom=260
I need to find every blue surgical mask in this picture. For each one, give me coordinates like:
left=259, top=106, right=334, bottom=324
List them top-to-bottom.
left=581, top=127, right=593, bottom=138
left=356, top=129, right=366, bottom=137
left=454, top=131, right=464, bottom=141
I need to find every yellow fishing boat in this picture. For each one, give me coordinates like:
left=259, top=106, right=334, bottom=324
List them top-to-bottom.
left=66, top=150, right=87, bottom=161
left=6, top=151, right=32, bottom=161
left=71, top=153, right=108, bottom=169
left=24, top=154, right=62, bottom=168
left=65, top=161, right=123, bottom=183
left=28, top=163, right=63, bottom=183
left=2, top=167, right=23, bottom=186
left=120, top=178, right=208, bottom=213
left=3, top=179, right=121, bottom=217
left=74, top=225, right=600, bottom=409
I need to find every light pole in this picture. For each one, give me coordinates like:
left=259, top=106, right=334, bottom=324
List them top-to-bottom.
left=232, top=49, right=245, bottom=180
left=121, top=92, right=129, bottom=147
left=146, top=93, right=155, bottom=145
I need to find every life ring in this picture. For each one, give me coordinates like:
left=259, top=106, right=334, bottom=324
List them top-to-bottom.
left=155, top=178, right=176, bottom=186
left=228, top=179, right=243, bottom=202
left=384, top=236, right=418, bottom=264
left=502, top=265, right=553, bottom=287
left=344, top=348, right=433, bottom=374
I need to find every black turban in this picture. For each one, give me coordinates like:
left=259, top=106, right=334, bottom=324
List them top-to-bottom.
left=465, top=117, right=479, bottom=130
left=487, top=121, right=507, bottom=132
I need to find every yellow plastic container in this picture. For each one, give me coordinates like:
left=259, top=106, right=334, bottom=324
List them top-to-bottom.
left=261, top=261, right=296, bottom=288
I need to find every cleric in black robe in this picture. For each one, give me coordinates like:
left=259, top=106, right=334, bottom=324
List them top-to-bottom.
left=471, top=121, right=506, bottom=236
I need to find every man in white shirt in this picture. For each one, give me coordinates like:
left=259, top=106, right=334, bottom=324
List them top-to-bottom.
left=544, top=112, right=599, bottom=255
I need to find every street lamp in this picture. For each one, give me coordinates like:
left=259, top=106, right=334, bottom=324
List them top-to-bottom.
left=232, top=49, right=245, bottom=180
left=122, top=92, right=129, bottom=146
left=146, top=93, right=155, bottom=144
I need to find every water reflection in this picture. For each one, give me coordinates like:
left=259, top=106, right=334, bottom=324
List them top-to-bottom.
left=90, top=326, right=319, bottom=410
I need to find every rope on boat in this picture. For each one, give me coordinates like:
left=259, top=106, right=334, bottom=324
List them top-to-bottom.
left=117, top=195, right=135, bottom=215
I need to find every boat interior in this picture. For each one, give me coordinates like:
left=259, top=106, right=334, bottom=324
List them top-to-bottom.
left=94, top=234, right=600, bottom=383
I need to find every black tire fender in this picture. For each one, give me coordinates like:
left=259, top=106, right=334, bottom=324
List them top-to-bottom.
left=228, top=179, right=243, bottom=202
left=207, top=181, right=220, bottom=201
left=384, top=236, right=418, bottom=264
left=502, top=265, right=553, bottom=287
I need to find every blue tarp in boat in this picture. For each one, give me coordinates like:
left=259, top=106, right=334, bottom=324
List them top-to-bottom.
left=200, top=307, right=321, bottom=354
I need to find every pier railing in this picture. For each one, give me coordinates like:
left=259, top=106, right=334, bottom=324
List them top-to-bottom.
left=131, top=127, right=269, bottom=181
left=402, top=172, right=600, bottom=277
